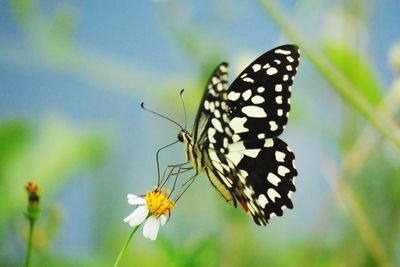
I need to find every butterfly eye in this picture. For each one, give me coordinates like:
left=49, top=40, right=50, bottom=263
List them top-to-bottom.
left=177, top=131, right=184, bottom=142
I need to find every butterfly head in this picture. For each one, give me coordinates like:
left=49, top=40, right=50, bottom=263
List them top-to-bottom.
left=177, top=129, right=192, bottom=144
left=177, top=129, right=201, bottom=169
left=177, top=130, right=184, bottom=142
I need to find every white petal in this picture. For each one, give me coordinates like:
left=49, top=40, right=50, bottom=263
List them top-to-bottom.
left=127, top=194, right=146, bottom=205
left=123, top=206, right=148, bottom=227
left=159, top=214, right=167, bottom=226
left=143, top=216, right=160, bottom=241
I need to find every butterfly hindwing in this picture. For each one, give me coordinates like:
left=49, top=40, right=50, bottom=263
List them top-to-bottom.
left=228, top=45, right=300, bottom=141
left=226, top=138, right=297, bottom=225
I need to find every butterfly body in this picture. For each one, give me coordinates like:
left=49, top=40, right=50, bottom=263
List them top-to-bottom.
left=177, top=45, right=300, bottom=225
left=178, top=130, right=204, bottom=173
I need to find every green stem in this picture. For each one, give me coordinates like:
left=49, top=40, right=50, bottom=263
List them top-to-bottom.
left=258, top=0, right=400, bottom=148
left=24, top=220, right=34, bottom=267
left=113, top=225, right=141, bottom=267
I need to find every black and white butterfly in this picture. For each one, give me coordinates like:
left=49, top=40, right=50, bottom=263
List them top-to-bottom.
left=175, top=45, right=300, bottom=225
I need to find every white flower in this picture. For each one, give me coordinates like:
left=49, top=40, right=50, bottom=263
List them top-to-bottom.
left=123, top=189, right=174, bottom=241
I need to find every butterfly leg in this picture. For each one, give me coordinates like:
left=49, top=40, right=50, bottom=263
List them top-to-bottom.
left=152, top=165, right=194, bottom=220
left=166, top=165, right=193, bottom=198
left=173, top=171, right=199, bottom=203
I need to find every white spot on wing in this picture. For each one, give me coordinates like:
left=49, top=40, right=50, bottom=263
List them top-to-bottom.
left=275, top=49, right=291, bottom=55
left=286, top=56, right=294, bottom=62
left=252, top=64, right=261, bottom=72
left=266, top=67, right=278, bottom=75
left=283, top=74, right=289, bottom=81
left=243, top=77, right=254, bottom=83
left=275, top=84, right=282, bottom=92
left=257, top=87, right=265, bottom=93
left=242, top=89, right=252, bottom=101
left=228, top=91, right=240, bottom=101
left=251, top=95, right=265, bottom=104
left=276, top=96, right=282, bottom=104
left=204, top=100, right=210, bottom=110
left=209, top=102, right=215, bottom=112
left=241, top=106, right=267, bottom=118
left=277, top=109, right=283, bottom=116
left=230, top=117, right=248, bottom=133
left=211, top=118, right=223, bottom=132
left=269, top=121, right=278, bottom=131
left=208, top=128, right=217, bottom=143
left=257, top=133, right=265, bottom=139
left=232, top=134, right=241, bottom=142
left=223, top=137, right=228, bottom=148
left=264, top=139, right=274, bottom=147
left=228, top=141, right=246, bottom=152
left=243, top=148, right=261, bottom=158
left=209, top=150, right=218, bottom=161
left=226, top=151, right=243, bottom=165
left=275, top=151, right=286, bottom=162
left=278, top=165, right=290, bottom=176
left=239, top=169, right=249, bottom=177
left=267, top=173, right=281, bottom=186
left=267, top=188, right=280, bottom=202
left=258, top=194, right=268, bottom=208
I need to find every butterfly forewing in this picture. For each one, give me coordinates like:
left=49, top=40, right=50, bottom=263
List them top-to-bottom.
left=228, top=45, right=300, bottom=141
left=193, top=63, right=233, bottom=154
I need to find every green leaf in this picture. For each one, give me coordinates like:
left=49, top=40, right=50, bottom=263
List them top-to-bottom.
left=322, top=42, right=383, bottom=106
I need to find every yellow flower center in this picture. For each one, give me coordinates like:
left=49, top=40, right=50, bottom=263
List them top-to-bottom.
left=145, top=188, right=175, bottom=216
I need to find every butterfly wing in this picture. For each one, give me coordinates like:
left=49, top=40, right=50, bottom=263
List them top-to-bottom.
left=191, top=45, right=300, bottom=225
left=223, top=45, right=300, bottom=224
left=228, top=45, right=300, bottom=141
left=191, top=63, right=237, bottom=205
left=192, top=63, right=234, bottom=154
left=225, top=138, right=297, bottom=225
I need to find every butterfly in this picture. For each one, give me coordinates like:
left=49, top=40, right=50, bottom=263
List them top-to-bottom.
left=176, top=44, right=300, bottom=225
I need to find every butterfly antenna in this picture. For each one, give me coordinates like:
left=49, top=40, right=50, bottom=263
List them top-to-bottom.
left=179, top=89, right=187, bottom=129
left=141, top=102, right=183, bottom=130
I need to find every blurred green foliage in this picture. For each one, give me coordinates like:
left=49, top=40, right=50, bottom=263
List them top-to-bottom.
left=1, top=0, right=400, bottom=267
left=0, top=118, right=108, bottom=266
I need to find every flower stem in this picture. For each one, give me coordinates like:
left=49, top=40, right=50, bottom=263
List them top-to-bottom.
left=24, top=220, right=34, bottom=267
left=113, top=224, right=140, bottom=267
